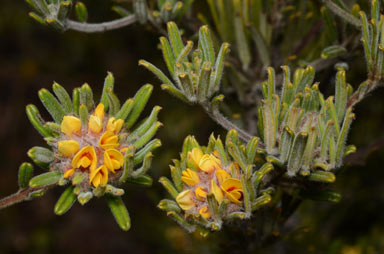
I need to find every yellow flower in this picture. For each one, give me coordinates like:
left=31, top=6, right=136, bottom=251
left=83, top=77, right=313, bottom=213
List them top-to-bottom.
left=88, top=104, right=105, bottom=134
left=94, top=104, right=105, bottom=119
left=61, top=116, right=81, bottom=137
left=106, top=117, right=124, bottom=134
left=99, top=131, right=119, bottom=150
left=58, top=140, right=80, bottom=157
left=72, top=146, right=97, bottom=171
left=188, top=148, right=203, bottom=169
left=103, top=149, right=124, bottom=173
left=199, top=154, right=221, bottom=173
left=89, top=165, right=108, bottom=187
left=63, top=168, right=76, bottom=178
left=181, top=168, right=200, bottom=186
left=216, top=169, right=231, bottom=185
left=221, top=178, right=243, bottom=204
left=211, top=180, right=224, bottom=203
left=195, top=187, right=208, bottom=201
left=176, top=190, right=196, bottom=211
left=199, top=206, right=210, bottom=219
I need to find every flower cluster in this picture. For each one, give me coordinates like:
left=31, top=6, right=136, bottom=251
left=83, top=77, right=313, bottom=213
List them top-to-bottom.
left=25, top=73, right=162, bottom=230
left=57, top=104, right=126, bottom=188
left=158, top=130, right=273, bottom=233
left=176, top=147, right=244, bottom=219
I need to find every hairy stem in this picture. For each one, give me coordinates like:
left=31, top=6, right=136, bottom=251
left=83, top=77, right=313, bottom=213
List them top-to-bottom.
left=322, top=0, right=361, bottom=28
left=66, top=15, right=137, bottom=33
left=202, top=104, right=255, bottom=143
left=0, top=185, right=54, bottom=210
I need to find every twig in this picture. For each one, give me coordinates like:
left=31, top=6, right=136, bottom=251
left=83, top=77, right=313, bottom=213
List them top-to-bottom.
left=322, top=0, right=361, bottom=28
left=66, top=15, right=137, bottom=33
left=202, top=103, right=256, bottom=144
left=0, top=185, right=55, bottom=210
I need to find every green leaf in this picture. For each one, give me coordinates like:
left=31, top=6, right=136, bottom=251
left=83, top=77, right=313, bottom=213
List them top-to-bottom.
left=75, top=1, right=88, bottom=22
left=167, top=22, right=184, bottom=57
left=198, top=26, right=215, bottom=65
left=160, top=37, right=176, bottom=77
left=209, top=42, right=230, bottom=96
left=321, top=45, right=347, bottom=59
left=139, top=60, right=175, bottom=88
left=100, top=72, right=114, bottom=110
left=52, top=82, right=73, bottom=114
left=125, top=84, right=153, bottom=129
left=38, top=88, right=65, bottom=123
left=72, top=88, right=80, bottom=115
left=115, top=99, right=134, bottom=120
left=26, top=104, right=52, bottom=137
left=287, top=132, right=308, bottom=176
left=134, top=139, right=162, bottom=165
left=119, top=145, right=135, bottom=184
left=27, top=146, right=54, bottom=169
left=18, top=162, right=34, bottom=189
left=308, top=170, right=336, bottom=183
left=29, top=171, right=62, bottom=188
left=127, top=174, right=153, bottom=186
left=159, top=176, right=179, bottom=199
left=54, top=186, right=76, bottom=215
left=106, top=195, right=131, bottom=231
left=158, top=199, right=181, bottom=213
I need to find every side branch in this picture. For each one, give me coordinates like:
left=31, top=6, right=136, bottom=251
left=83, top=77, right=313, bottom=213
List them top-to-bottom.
left=322, top=0, right=361, bottom=28
left=66, top=15, right=137, bottom=33
left=203, top=104, right=255, bottom=143
left=0, top=185, right=54, bottom=210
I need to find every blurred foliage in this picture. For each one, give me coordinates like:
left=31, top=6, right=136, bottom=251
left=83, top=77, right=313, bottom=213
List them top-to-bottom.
left=0, top=0, right=383, bottom=253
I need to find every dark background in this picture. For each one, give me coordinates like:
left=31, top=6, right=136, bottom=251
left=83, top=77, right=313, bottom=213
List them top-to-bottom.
left=0, top=0, right=384, bottom=253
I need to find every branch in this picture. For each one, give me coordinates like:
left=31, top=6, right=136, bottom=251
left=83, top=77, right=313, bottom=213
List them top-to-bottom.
left=322, top=0, right=361, bottom=28
left=66, top=15, right=137, bottom=33
left=202, top=103, right=257, bottom=144
left=0, top=185, right=55, bottom=210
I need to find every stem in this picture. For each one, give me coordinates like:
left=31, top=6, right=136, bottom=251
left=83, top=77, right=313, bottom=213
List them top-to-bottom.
left=322, top=0, right=361, bottom=28
left=66, top=15, right=137, bottom=33
left=347, top=71, right=380, bottom=108
left=202, top=104, right=255, bottom=143
left=0, top=185, right=54, bottom=210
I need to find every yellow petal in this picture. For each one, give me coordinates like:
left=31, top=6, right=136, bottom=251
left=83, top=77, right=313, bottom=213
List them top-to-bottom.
left=94, top=104, right=105, bottom=119
left=88, top=115, right=103, bottom=134
left=61, top=116, right=81, bottom=137
left=107, top=117, right=124, bottom=134
left=99, top=131, right=119, bottom=150
left=58, top=140, right=80, bottom=157
left=72, top=146, right=97, bottom=171
left=188, top=148, right=203, bottom=168
left=103, top=149, right=124, bottom=173
left=199, top=154, right=221, bottom=173
left=78, top=156, right=91, bottom=168
left=89, top=165, right=109, bottom=187
left=63, top=168, right=75, bottom=178
left=181, top=168, right=200, bottom=186
left=216, top=169, right=231, bottom=185
left=92, top=174, right=101, bottom=187
left=221, top=178, right=243, bottom=204
left=221, top=178, right=242, bottom=190
left=211, top=180, right=224, bottom=204
left=195, top=187, right=207, bottom=201
left=176, top=190, right=196, bottom=211
left=225, top=191, right=243, bottom=204
left=199, top=206, right=211, bottom=219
